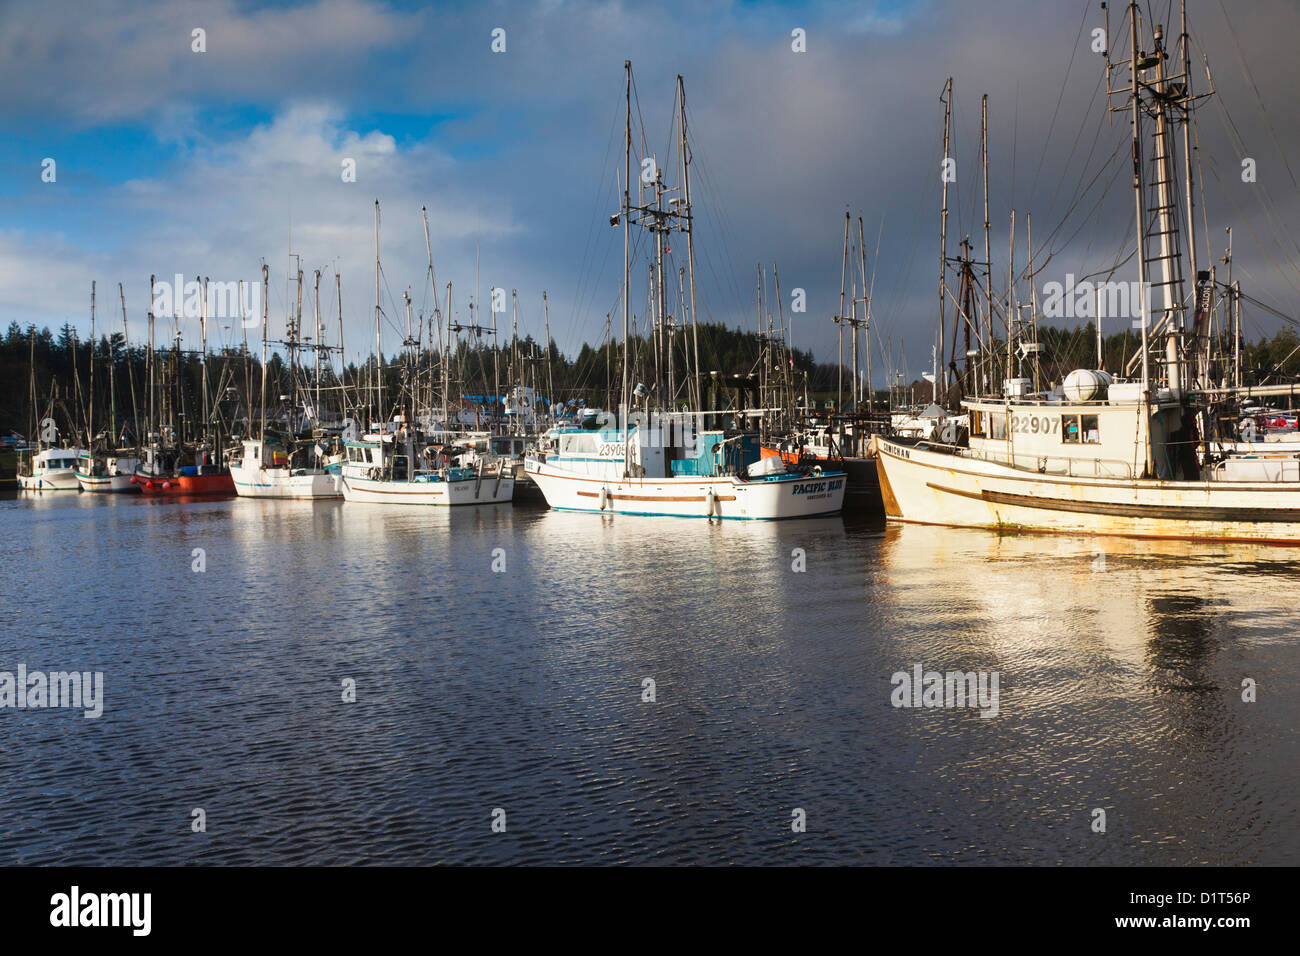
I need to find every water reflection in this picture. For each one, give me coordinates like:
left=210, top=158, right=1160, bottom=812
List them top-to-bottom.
left=0, top=496, right=1295, bottom=864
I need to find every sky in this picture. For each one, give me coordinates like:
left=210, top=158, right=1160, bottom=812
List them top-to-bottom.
left=1, top=0, right=1298, bottom=385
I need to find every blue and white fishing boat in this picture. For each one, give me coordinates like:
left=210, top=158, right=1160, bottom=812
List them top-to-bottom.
left=526, top=64, right=843, bottom=520
left=527, top=420, right=843, bottom=519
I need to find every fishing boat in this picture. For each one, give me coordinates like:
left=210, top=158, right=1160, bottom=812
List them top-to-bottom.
left=876, top=1, right=1300, bottom=543
left=526, top=64, right=844, bottom=520
left=230, top=264, right=346, bottom=499
left=125, top=275, right=237, bottom=497
left=528, top=420, right=844, bottom=519
left=339, top=426, right=513, bottom=505
left=230, top=436, right=342, bottom=498
left=132, top=441, right=235, bottom=496
left=17, top=446, right=86, bottom=491
left=74, top=451, right=141, bottom=493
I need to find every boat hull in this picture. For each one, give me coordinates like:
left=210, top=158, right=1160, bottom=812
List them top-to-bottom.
left=874, top=436, right=1300, bottom=543
left=760, top=444, right=882, bottom=512
left=525, top=460, right=845, bottom=519
left=231, top=464, right=342, bottom=499
left=17, top=471, right=80, bottom=491
left=132, top=472, right=236, bottom=496
left=340, top=472, right=515, bottom=505
left=75, top=473, right=141, bottom=493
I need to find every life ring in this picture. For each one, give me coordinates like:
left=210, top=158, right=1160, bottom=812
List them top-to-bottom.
left=812, top=465, right=823, bottom=477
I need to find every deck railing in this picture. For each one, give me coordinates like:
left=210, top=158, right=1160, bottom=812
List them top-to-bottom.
left=906, top=440, right=1135, bottom=480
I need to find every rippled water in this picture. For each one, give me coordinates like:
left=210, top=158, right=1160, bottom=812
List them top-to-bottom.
left=1, top=491, right=1297, bottom=865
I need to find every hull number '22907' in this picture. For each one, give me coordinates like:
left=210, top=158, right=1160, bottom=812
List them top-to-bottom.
left=1010, top=414, right=1059, bottom=435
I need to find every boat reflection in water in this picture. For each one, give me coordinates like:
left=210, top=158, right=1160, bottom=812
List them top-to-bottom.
left=870, top=521, right=1299, bottom=864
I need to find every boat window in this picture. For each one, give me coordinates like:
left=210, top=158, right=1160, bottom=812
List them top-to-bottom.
left=969, top=411, right=985, bottom=438
left=988, top=413, right=1007, bottom=440
left=1062, top=415, right=1081, bottom=443
left=1082, top=415, right=1100, bottom=444
left=561, top=433, right=597, bottom=456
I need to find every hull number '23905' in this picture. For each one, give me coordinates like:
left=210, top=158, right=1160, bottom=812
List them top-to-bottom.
left=792, top=479, right=843, bottom=496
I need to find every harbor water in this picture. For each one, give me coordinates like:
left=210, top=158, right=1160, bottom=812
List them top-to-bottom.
left=2, top=492, right=1297, bottom=865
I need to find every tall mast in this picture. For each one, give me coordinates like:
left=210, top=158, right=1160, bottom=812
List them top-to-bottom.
left=1178, top=0, right=1198, bottom=290
left=1128, top=2, right=1151, bottom=399
left=621, top=59, right=632, bottom=442
left=677, top=75, right=701, bottom=415
left=938, top=76, right=952, bottom=403
left=981, top=93, right=992, bottom=395
left=374, top=199, right=383, bottom=426
left=422, top=204, right=442, bottom=360
left=837, top=210, right=849, bottom=410
left=858, top=215, right=872, bottom=413
left=849, top=252, right=858, bottom=409
left=260, top=264, right=269, bottom=442
left=314, top=268, right=322, bottom=427
left=337, top=271, right=347, bottom=421
left=147, top=275, right=155, bottom=445
left=201, top=276, right=209, bottom=439
left=88, top=281, right=96, bottom=447
left=443, top=282, right=451, bottom=429
left=119, top=284, right=138, bottom=450
left=511, top=288, right=520, bottom=435
left=543, top=290, right=553, bottom=427
left=491, top=293, right=499, bottom=427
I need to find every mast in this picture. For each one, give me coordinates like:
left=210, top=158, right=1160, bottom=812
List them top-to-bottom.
left=1128, top=2, right=1152, bottom=401
left=621, top=59, right=632, bottom=446
left=677, top=75, right=701, bottom=416
left=938, top=76, right=952, bottom=403
left=981, top=92, right=992, bottom=396
left=374, top=199, right=383, bottom=427
left=837, top=210, right=849, bottom=410
left=1026, top=214, right=1040, bottom=392
left=858, top=215, right=873, bottom=413
left=1225, top=227, right=1239, bottom=389
left=260, top=264, right=269, bottom=443
left=314, top=268, right=322, bottom=428
left=337, top=271, right=348, bottom=421
left=147, top=275, right=155, bottom=448
left=200, top=276, right=209, bottom=440
left=88, top=281, right=96, bottom=448
left=443, top=282, right=451, bottom=430
left=119, top=283, right=138, bottom=450
left=511, top=288, right=520, bottom=435
left=543, top=291, right=553, bottom=427
left=491, top=294, right=499, bottom=428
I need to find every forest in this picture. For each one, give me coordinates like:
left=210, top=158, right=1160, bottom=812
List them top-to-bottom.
left=4, top=318, right=1299, bottom=439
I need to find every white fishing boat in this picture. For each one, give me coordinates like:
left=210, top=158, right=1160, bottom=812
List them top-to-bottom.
left=876, top=2, right=1300, bottom=544
left=526, top=64, right=844, bottom=521
left=874, top=382, right=1300, bottom=543
left=527, top=422, right=844, bottom=519
left=340, top=430, right=514, bottom=505
left=230, top=437, right=342, bottom=499
left=17, top=447, right=86, bottom=491
left=74, top=451, right=141, bottom=493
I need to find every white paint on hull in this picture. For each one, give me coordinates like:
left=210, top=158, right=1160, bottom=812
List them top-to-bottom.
left=875, top=437, right=1300, bottom=542
left=525, top=459, right=845, bottom=519
left=231, top=463, right=342, bottom=499
left=340, top=473, right=515, bottom=506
